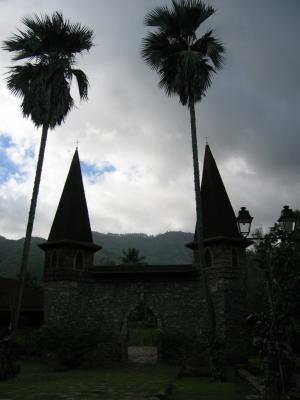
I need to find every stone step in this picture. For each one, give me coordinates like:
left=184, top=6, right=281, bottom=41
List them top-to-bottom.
left=128, top=346, right=158, bottom=364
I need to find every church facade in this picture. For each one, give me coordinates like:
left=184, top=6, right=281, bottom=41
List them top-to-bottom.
left=39, top=145, right=249, bottom=364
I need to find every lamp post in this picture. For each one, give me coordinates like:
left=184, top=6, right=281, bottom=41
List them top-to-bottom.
left=236, top=205, right=296, bottom=238
left=237, top=205, right=297, bottom=399
left=277, top=205, right=296, bottom=234
left=236, top=207, right=253, bottom=238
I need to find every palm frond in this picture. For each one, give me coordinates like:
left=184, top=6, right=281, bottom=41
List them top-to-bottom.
left=171, top=0, right=215, bottom=38
left=144, top=1, right=215, bottom=43
left=173, top=1, right=215, bottom=21
left=144, top=5, right=182, bottom=39
left=144, top=6, right=171, bottom=28
left=3, top=11, right=94, bottom=61
left=192, top=31, right=225, bottom=69
left=142, top=32, right=171, bottom=70
left=206, top=37, right=225, bottom=69
left=158, top=55, right=180, bottom=98
left=5, top=64, right=34, bottom=98
left=47, top=69, right=74, bottom=128
left=71, top=69, right=89, bottom=100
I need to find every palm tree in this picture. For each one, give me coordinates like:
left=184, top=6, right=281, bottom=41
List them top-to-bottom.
left=142, top=0, right=225, bottom=374
left=3, top=12, right=94, bottom=332
left=121, top=248, right=146, bottom=265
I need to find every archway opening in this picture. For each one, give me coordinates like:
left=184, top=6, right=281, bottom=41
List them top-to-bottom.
left=204, top=248, right=213, bottom=267
left=74, top=251, right=84, bottom=270
left=127, top=303, right=159, bottom=364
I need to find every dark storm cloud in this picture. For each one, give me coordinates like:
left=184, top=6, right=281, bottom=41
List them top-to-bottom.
left=0, top=0, right=299, bottom=238
left=187, top=0, right=300, bottom=226
left=206, top=0, right=300, bottom=174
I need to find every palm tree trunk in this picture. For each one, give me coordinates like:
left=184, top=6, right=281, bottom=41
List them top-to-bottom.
left=189, top=99, right=216, bottom=340
left=10, top=123, right=49, bottom=333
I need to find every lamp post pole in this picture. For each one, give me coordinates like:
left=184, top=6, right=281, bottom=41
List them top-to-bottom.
left=236, top=205, right=297, bottom=400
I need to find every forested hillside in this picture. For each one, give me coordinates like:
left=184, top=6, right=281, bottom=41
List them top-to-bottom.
left=0, top=231, right=194, bottom=281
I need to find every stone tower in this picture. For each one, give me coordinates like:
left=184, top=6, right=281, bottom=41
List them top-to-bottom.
left=187, top=144, right=249, bottom=363
left=39, top=149, right=101, bottom=283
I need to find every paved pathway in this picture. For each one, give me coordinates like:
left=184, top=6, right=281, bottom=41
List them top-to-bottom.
left=128, top=346, right=158, bottom=364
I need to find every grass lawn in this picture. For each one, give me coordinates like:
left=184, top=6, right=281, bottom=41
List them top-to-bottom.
left=0, top=359, right=178, bottom=400
left=0, top=359, right=255, bottom=400
left=172, top=376, right=255, bottom=400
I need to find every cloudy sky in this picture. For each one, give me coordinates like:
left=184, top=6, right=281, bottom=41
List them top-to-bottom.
left=0, top=0, right=299, bottom=240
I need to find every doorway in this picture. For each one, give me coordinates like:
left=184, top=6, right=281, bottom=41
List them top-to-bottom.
left=126, top=303, right=159, bottom=364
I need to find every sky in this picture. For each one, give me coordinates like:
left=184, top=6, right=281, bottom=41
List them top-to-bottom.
left=0, top=0, right=299, bottom=240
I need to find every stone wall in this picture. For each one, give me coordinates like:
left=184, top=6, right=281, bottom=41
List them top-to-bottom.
left=42, top=241, right=248, bottom=364
left=206, top=244, right=248, bottom=363
left=44, top=271, right=207, bottom=361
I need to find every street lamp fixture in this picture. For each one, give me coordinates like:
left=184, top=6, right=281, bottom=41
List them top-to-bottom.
left=237, top=205, right=296, bottom=238
left=278, top=205, right=297, bottom=234
left=236, top=207, right=253, bottom=238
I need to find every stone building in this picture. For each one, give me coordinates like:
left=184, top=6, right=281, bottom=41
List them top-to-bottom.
left=39, top=144, right=249, bottom=364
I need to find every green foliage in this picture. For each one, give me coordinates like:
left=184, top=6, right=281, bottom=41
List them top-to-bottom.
left=142, top=0, right=225, bottom=107
left=250, top=212, right=300, bottom=397
left=93, top=231, right=193, bottom=266
left=0, top=236, right=45, bottom=281
left=121, top=247, right=146, bottom=264
left=246, top=251, right=265, bottom=317
left=17, top=271, right=41, bottom=289
left=127, top=302, right=159, bottom=346
left=128, top=302, right=157, bottom=327
left=30, top=321, right=111, bottom=369
left=12, top=330, right=46, bottom=357
left=160, top=332, right=206, bottom=365
left=161, top=333, right=226, bottom=381
left=0, top=335, right=20, bottom=380
left=208, top=338, right=226, bottom=382
left=247, top=355, right=263, bottom=376
left=0, top=359, right=178, bottom=399
left=174, top=377, right=243, bottom=398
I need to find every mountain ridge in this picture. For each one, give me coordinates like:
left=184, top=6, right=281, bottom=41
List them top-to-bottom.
left=0, top=231, right=194, bottom=280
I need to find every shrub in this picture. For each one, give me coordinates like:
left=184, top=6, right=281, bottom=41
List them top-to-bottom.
left=35, top=320, right=112, bottom=368
left=12, top=330, right=45, bottom=357
left=160, top=332, right=207, bottom=364
left=160, top=332, right=226, bottom=380
left=0, top=335, right=20, bottom=380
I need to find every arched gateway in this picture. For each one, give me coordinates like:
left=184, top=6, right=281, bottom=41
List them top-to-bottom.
left=40, top=145, right=249, bottom=365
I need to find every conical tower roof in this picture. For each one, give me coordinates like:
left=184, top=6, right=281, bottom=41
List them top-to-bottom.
left=187, top=144, right=243, bottom=248
left=201, top=144, right=240, bottom=240
left=42, top=149, right=100, bottom=251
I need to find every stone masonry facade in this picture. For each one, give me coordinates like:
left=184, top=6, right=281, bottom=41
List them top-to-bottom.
left=42, top=242, right=247, bottom=364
